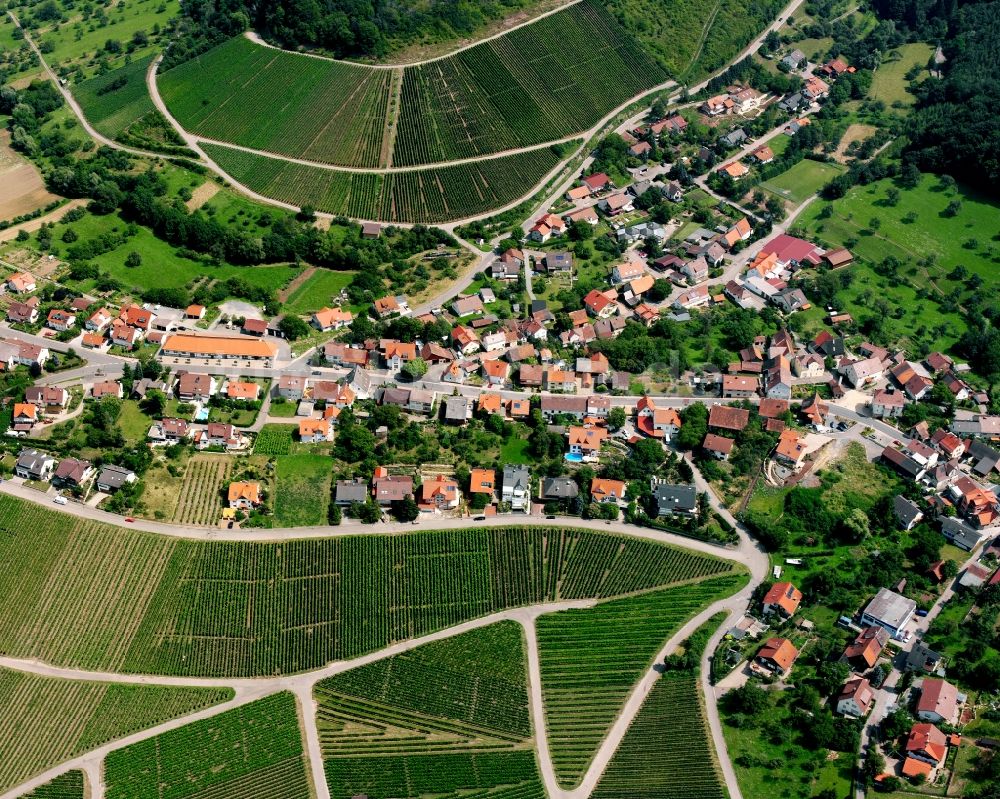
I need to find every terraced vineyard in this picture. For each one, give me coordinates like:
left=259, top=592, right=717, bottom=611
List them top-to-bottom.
left=158, top=0, right=665, bottom=172
left=157, top=36, right=392, bottom=168
left=201, top=142, right=566, bottom=223
left=170, top=454, right=230, bottom=525
left=0, top=496, right=739, bottom=676
left=537, top=574, right=746, bottom=787
left=316, top=623, right=543, bottom=799
left=0, top=668, right=231, bottom=793
left=590, top=673, right=726, bottom=799
left=104, top=692, right=310, bottom=799
left=19, top=771, right=85, bottom=799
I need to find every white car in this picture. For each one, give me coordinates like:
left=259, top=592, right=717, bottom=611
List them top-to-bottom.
left=53, top=496, right=67, bottom=506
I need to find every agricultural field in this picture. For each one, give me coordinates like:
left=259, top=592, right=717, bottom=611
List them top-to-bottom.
left=159, top=0, right=664, bottom=169
left=157, top=35, right=392, bottom=168
left=72, top=55, right=156, bottom=139
left=0, top=130, right=61, bottom=222
left=201, top=141, right=567, bottom=223
left=761, top=159, right=845, bottom=205
left=281, top=269, right=356, bottom=315
left=254, top=424, right=294, bottom=456
left=273, top=454, right=332, bottom=526
left=170, top=455, right=232, bottom=526
left=0, top=495, right=739, bottom=676
left=537, top=575, right=746, bottom=786
left=316, top=623, right=543, bottom=799
left=0, top=668, right=231, bottom=793
left=590, top=671, right=726, bottom=799
left=104, top=692, right=310, bottom=799
left=20, top=771, right=85, bottom=799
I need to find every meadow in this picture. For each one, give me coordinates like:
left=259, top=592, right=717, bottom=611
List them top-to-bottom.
left=869, top=43, right=935, bottom=107
left=201, top=142, right=567, bottom=223
left=761, top=159, right=845, bottom=205
left=281, top=269, right=356, bottom=315
left=274, top=453, right=332, bottom=526
left=0, top=496, right=738, bottom=676
left=537, top=575, right=746, bottom=786
left=0, top=668, right=231, bottom=793
left=104, top=692, right=310, bottom=799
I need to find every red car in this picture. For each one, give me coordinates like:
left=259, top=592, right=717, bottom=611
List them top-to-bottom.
left=124, top=517, right=135, bottom=523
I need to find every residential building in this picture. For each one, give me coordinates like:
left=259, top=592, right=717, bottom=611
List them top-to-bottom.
left=7, top=272, right=36, bottom=293
left=373, top=295, right=410, bottom=318
left=7, top=299, right=40, bottom=325
left=312, top=307, right=353, bottom=331
left=46, top=309, right=76, bottom=331
left=381, top=339, right=417, bottom=370
left=843, top=357, right=884, bottom=388
left=276, top=374, right=307, bottom=400
left=722, top=374, right=758, bottom=398
left=91, top=380, right=123, bottom=399
left=25, top=385, right=68, bottom=410
left=871, top=389, right=906, bottom=418
left=635, top=396, right=681, bottom=440
left=708, top=405, right=750, bottom=432
left=148, top=418, right=191, bottom=443
left=298, top=418, right=332, bottom=443
left=568, top=426, right=607, bottom=456
left=773, top=428, right=808, bottom=471
left=703, top=433, right=735, bottom=460
left=15, top=448, right=55, bottom=480
left=53, top=457, right=93, bottom=487
left=95, top=464, right=137, bottom=493
left=501, top=465, right=531, bottom=511
left=373, top=468, right=413, bottom=506
left=469, top=468, right=496, bottom=501
left=419, top=476, right=460, bottom=511
left=541, top=477, right=579, bottom=501
left=591, top=478, right=627, bottom=505
left=335, top=479, right=369, bottom=506
left=228, top=481, right=261, bottom=510
left=652, top=482, right=697, bottom=517
left=894, top=496, right=924, bottom=531
left=762, top=581, right=802, bottom=618
left=860, top=588, right=916, bottom=640
left=844, top=626, right=889, bottom=670
left=755, top=637, right=798, bottom=677
left=836, top=677, right=874, bottom=717
left=916, top=678, right=960, bottom=725
left=905, top=723, right=948, bottom=769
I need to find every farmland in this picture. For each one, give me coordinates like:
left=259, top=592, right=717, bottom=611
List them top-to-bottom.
left=158, top=0, right=665, bottom=169
left=72, top=55, right=155, bottom=139
left=201, top=142, right=567, bottom=223
left=254, top=424, right=294, bottom=456
left=274, top=454, right=332, bottom=526
left=170, top=455, right=231, bottom=526
left=0, top=495, right=738, bottom=676
left=537, top=575, right=746, bottom=786
left=317, top=624, right=542, bottom=799
left=0, top=667, right=231, bottom=793
left=104, top=692, right=310, bottom=799
left=21, top=771, right=84, bottom=799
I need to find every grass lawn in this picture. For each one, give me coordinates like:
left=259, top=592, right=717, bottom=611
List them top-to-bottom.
left=869, top=43, right=935, bottom=107
left=761, top=159, right=845, bottom=205
left=282, top=269, right=356, bottom=315
left=117, top=400, right=154, bottom=444
left=268, top=400, right=297, bottom=418
left=500, top=436, right=532, bottom=465
left=273, top=453, right=331, bottom=526
left=139, top=460, right=185, bottom=520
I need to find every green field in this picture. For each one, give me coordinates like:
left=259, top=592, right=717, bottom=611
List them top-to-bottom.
left=159, top=0, right=665, bottom=169
left=869, top=43, right=935, bottom=106
left=72, top=55, right=156, bottom=138
left=202, top=141, right=568, bottom=223
left=761, top=159, right=845, bottom=205
left=282, top=269, right=356, bottom=315
left=254, top=424, right=294, bottom=455
left=274, top=453, right=333, bottom=526
left=0, top=495, right=738, bottom=676
left=537, top=576, right=746, bottom=787
left=317, top=623, right=542, bottom=799
left=0, top=668, right=231, bottom=793
left=105, top=692, right=310, bottom=799
left=20, top=771, right=85, bottom=799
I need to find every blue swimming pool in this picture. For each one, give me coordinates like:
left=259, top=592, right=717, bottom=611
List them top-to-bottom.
left=195, top=407, right=210, bottom=422
left=564, top=453, right=583, bottom=463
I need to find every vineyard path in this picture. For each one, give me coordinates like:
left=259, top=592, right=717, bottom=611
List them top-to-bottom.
left=0, top=502, right=767, bottom=799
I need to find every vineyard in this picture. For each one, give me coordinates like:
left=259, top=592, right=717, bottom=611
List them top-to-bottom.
left=158, top=0, right=665, bottom=171
left=393, top=0, right=667, bottom=165
left=157, top=36, right=392, bottom=168
left=73, top=55, right=155, bottom=139
left=201, top=142, right=567, bottom=223
left=254, top=424, right=294, bottom=456
left=170, top=454, right=231, bottom=525
left=0, top=496, right=739, bottom=676
left=536, top=575, right=746, bottom=787
left=0, top=667, right=231, bottom=793
left=589, top=673, right=726, bottom=799
left=104, top=692, right=311, bottom=799
left=20, top=771, right=84, bottom=799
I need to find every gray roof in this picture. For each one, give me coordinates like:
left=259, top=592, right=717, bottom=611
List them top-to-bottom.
left=444, top=396, right=471, bottom=420
left=967, top=440, right=1000, bottom=475
left=16, top=449, right=51, bottom=472
left=97, top=464, right=135, bottom=489
left=502, top=465, right=530, bottom=489
left=541, top=477, right=579, bottom=499
left=335, top=479, right=369, bottom=504
left=653, top=483, right=697, bottom=514
left=893, top=495, right=923, bottom=528
left=940, top=517, right=984, bottom=551
left=862, top=588, right=916, bottom=630
left=905, top=640, right=942, bottom=673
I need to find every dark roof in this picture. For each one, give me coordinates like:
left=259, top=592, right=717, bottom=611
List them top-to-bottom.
left=542, top=477, right=578, bottom=499
left=653, top=483, right=697, bottom=514
left=894, top=495, right=923, bottom=528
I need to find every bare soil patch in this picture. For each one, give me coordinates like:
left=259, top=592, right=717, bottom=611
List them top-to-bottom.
left=832, top=123, right=878, bottom=164
left=0, top=131, right=61, bottom=220
left=185, top=181, right=221, bottom=211
left=0, top=199, right=86, bottom=244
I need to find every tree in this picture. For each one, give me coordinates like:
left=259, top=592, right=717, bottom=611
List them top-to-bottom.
left=125, top=251, right=142, bottom=268
left=278, top=314, right=310, bottom=341
left=402, top=357, right=428, bottom=379
left=140, top=389, right=166, bottom=417
left=675, top=402, right=708, bottom=450
left=608, top=407, right=627, bottom=431
left=391, top=495, right=420, bottom=522
left=727, top=683, right=768, bottom=716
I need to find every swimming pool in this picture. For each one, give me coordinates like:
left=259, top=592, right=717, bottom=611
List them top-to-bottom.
left=195, top=407, right=210, bottom=422
left=564, top=453, right=583, bottom=463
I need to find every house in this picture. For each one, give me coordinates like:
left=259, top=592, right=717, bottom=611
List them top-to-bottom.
left=782, top=49, right=806, bottom=69
left=819, top=57, right=850, bottom=78
left=803, top=75, right=830, bottom=100
left=779, top=92, right=805, bottom=112
left=701, top=94, right=734, bottom=115
left=751, top=145, right=775, bottom=164
left=719, top=161, right=749, bottom=180
left=581, top=172, right=613, bottom=193
left=565, top=184, right=592, bottom=202
left=598, top=193, right=634, bottom=216
left=565, top=206, right=599, bottom=226
left=528, top=213, right=567, bottom=242
left=723, top=217, right=753, bottom=248
left=757, top=234, right=824, bottom=268
left=491, top=253, right=523, bottom=280
left=682, top=257, right=710, bottom=284
left=612, top=261, right=646, bottom=285
left=7, top=272, right=36, bottom=293
left=674, top=285, right=710, bottom=310
left=773, top=288, right=810, bottom=314
left=583, top=289, right=618, bottom=319
left=373, top=295, right=410, bottom=318
left=451, top=295, right=485, bottom=318
left=7, top=299, right=40, bottom=325
left=118, top=304, right=155, bottom=331
left=185, top=304, right=206, bottom=320
left=312, top=307, right=353, bottom=331
left=46, top=309, right=76, bottom=331
left=241, top=318, right=268, bottom=337
left=110, top=322, right=143, bottom=350
left=452, top=325, right=480, bottom=355
left=812, top=331, right=845, bottom=357
left=381, top=339, right=417, bottom=370
left=324, top=342, right=369, bottom=368
left=794, top=352, right=825, bottom=378
left=925, top=352, right=953, bottom=375
left=544, top=369, right=576, bottom=393
left=177, top=372, right=217, bottom=402
left=276, top=374, right=307, bottom=401
left=722, top=375, right=758, bottom=398
left=91, top=380, right=123, bottom=399
left=226, top=381, right=260, bottom=401
left=25, top=385, right=68, bottom=410
left=800, top=393, right=829, bottom=430
left=443, top=396, right=472, bottom=425
left=542, top=396, right=587, bottom=421
left=636, top=396, right=681, bottom=440
left=11, top=402, right=37, bottom=430
left=708, top=405, right=750, bottom=432
left=148, top=418, right=191, bottom=443
left=298, top=418, right=332, bottom=443
left=195, top=422, right=243, bottom=450
left=568, top=426, right=607, bottom=456
left=773, top=428, right=808, bottom=472
left=703, top=433, right=735, bottom=460
left=14, top=448, right=55, bottom=480
left=53, top=457, right=93, bottom=487
left=95, top=464, right=137, bottom=493
left=501, top=465, right=531, bottom=511
left=373, top=468, right=414, bottom=506
left=469, top=468, right=496, bottom=500
left=949, top=475, right=999, bottom=528
left=419, top=476, right=460, bottom=511
left=541, top=477, right=579, bottom=501
left=591, top=478, right=627, bottom=505
left=335, top=479, right=369, bottom=507
left=228, top=481, right=261, bottom=510
left=653, top=482, right=697, bottom=517
left=893, top=496, right=924, bottom=531
left=960, top=563, right=992, bottom=588
left=762, top=581, right=802, bottom=618
left=860, top=587, right=916, bottom=640
left=845, top=626, right=890, bottom=670
left=755, top=637, right=798, bottom=677
left=906, top=641, right=944, bottom=674
left=837, top=677, right=875, bottom=718
left=916, top=679, right=960, bottom=724
left=904, top=723, right=948, bottom=775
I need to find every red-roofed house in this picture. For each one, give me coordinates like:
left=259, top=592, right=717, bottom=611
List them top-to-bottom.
left=762, top=581, right=802, bottom=618
left=916, top=679, right=960, bottom=725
